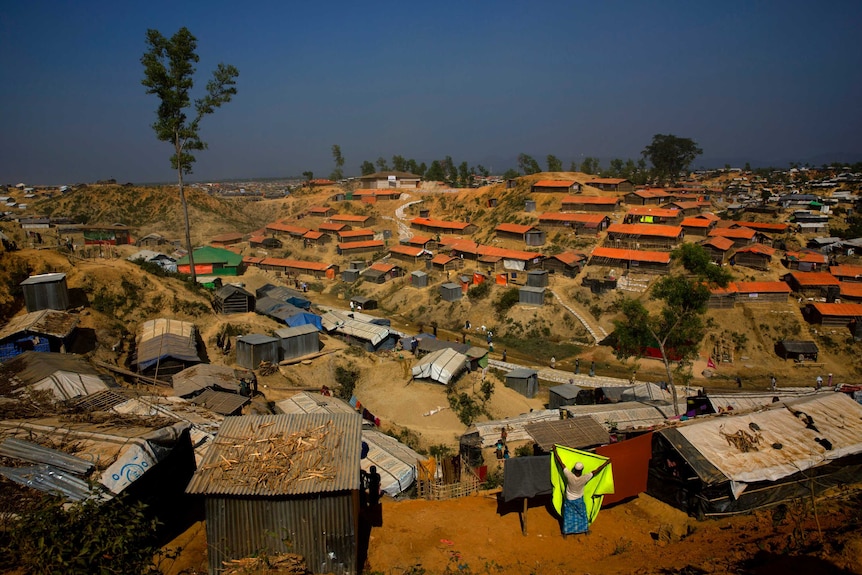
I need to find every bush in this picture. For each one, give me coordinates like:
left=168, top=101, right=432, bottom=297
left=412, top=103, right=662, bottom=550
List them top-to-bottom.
left=467, top=281, right=491, bottom=301
left=492, top=287, right=520, bottom=320
left=334, top=364, right=360, bottom=399
left=2, top=494, right=165, bottom=575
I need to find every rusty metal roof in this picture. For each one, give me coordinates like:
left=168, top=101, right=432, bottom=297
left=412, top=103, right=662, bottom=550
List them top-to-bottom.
left=0, top=309, right=79, bottom=340
left=186, top=413, right=361, bottom=497
left=525, top=416, right=610, bottom=451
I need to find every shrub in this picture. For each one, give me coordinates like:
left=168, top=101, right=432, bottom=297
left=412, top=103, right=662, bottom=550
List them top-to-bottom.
left=467, top=281, right=491, bottom=301
left=492, top=288, right=520, bottom=320
left=334, top=364, right=360, bottom=399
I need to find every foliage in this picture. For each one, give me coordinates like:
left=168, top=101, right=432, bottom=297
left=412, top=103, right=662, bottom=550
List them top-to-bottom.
left=141, top=26, right=239, bottom=283
left=642, top=133, right=703, bottom=185
left=330, top=144, right=345, bottom=181
left=517, top=153, right=541, bottom=175
left=546, top=154, right=562, bottom=172
left=579, top=156, right=601, bottom=175
left=360, top=160, right=375, bottom=176
left=502, top=168, right=519, bottom=180
left=673, top=243, right=732, bottom=286
left=612, top=275, right=710, bottom=415
left=467, top=281, right=491, bottom=301
left=492, top=287, right=520, bottom=320
left=334, top=364, right=360, bottom=399
left=479, top=379, right=495, bottom=406
left=447, top=392, right=483, bottom=426
left=429, top=444, right=454, bottom=459
left=514, top=444, right=533, bottom=457
left=481, top=467, right=504, bottom=489
left=1, top=493, right=164, bottom=575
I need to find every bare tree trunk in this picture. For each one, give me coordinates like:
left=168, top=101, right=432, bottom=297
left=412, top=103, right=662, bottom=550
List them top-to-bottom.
left=176, top=138, right=196, bottom=283
left=658, top=341, right=681, bottom=416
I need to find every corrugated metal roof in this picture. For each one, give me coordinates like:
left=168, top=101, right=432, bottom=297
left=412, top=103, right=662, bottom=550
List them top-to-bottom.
left=590, top=246, right=671, bottom=264
left=20, top=272, right=66, bottom=285
left=0, top=309, right=79, bottom=340
left=274, top=324, right=319, bottom=338
left=171, top=363, right=246, bottom=396
left=188, top=389, right=250, bottom=415
left=275, top=391, right=359, bottom=417
left=668, top=393, right=862, bottom=485
left=562, top=402, right=673, bottom=431
left=470, top=409, right=561, bottom=448
left=186, top=413, right=361, bottom=496
left=525, top=416, right=610, bottom=451
left=361, top=430, right=425, bottom=496
left=0, top=437, right=95, bottom=475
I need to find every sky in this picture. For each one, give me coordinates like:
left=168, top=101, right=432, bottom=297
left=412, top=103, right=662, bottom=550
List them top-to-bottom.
left=1, top=0, right=861, bottom=185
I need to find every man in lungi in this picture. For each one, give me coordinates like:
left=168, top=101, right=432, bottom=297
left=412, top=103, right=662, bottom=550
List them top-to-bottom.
left=553, top=446, right=610, bottom=537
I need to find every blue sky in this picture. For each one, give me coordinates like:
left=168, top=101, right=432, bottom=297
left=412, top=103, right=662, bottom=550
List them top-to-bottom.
left=1, top=1, right=861, bottom=185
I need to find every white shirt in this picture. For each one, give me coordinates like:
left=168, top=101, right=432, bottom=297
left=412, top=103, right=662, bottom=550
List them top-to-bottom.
left=562, top=467, right=593, bottom=500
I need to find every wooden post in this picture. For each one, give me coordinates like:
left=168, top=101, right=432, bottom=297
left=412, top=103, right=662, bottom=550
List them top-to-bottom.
left=520, top=497, right=528, bottom=536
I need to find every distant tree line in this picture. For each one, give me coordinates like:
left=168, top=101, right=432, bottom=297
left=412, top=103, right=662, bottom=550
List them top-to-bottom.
left=358, top=154, right=491, bottom=188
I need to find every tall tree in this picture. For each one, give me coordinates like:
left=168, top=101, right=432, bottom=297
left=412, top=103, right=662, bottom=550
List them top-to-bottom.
left=141, top=27, right=238, bottom=283
left=642, top=134, right=703, bottom=185
left=330, top=144, right=345, bottom=181
left=517, top=153, right=541, bottom=175
left=546, top=154, right=563, bottom=172
left=391, top=155, right=407, bottom=172
left=375, top=156, right=389, bottom=172
left=580, top=157, right=600, bottom=175
left=607, top=158, right=624, bottom=177
left=360, top=160, right=375, bottom=176
left=425, top=160, right=445, bottom=182
left=458, top=161, right=471, bottom=187
left=302, top=170, right=314, bottom=182
left=612, top=275, right=710, bottom=415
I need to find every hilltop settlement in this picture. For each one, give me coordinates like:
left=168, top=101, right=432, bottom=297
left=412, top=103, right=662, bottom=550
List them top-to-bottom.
left=2, top=166, right=862, bottom=574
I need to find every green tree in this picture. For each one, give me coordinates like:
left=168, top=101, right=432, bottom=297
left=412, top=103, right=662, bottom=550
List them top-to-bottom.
left=141, top=27, right=238, bottom=284
left=641, top=134, right=703, bottom=185
left=330, top=144, right=345, bottom=181
left=517, top=153, right=541, bottom=175
left=546, top=154, right=563, bottom=172
left=391, top=155, right=407, bottom=172
left=376, top=156, right=389, bottom=171
left=580, top=157, right=600, bottom=175
left=607, top=158, right=624, bottom=177
left=360, top=160, right=375, bottom=176
left=425, top=160, right=445, bottom=182
left=417, top=161, right=427, bottom=178
left=458, top=161, right=471, bottom=187
left=476, top=164, right=490, bottom=177
left=502, top=168, right=520, bottom=180
left=302, top=170, right=314, bottom=182
left=673, top=242, right=731, bottom=286
left=612, top=275, right=710, bottom=415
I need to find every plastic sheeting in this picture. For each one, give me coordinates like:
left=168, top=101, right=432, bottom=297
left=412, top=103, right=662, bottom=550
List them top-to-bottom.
left=411, top=348, right=466, bottom=385
left=361, top=430, right=425, bottom=496
left=550, top=446, right=614, bottom=523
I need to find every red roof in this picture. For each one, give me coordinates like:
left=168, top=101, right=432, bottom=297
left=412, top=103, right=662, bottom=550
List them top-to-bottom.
left=586, top=178, right=629, bottom=185
left=533, top=180, right=577, bottom=188
left=630, top=189, right=670, bottom=198
left=561, top=196, right=618, bottom=205
left=307, top=206, right=333, bottom=214
left=627, top=207, right=680, bottom=217
left=538, top=212, right=608, bottom=225
left=696, top=212, right=721, bottom=221
left=331, top=214, right=371, bottom=223
left=410, top=217, right=472, bottom=231
left=680, top=217, right=713, bottom=228
left=733, top=221, right=789, bottom=233
left=267, top=222, right=310, bottom=235
left=319, top=222, right=348, bottom=232
left=496, top=223, right=537, bottom=234
left=607, top=223, right=683, bottom=238
left=709, top=227, right=756, bottom=240
left=338, top=229, right=374, bottom=238
left=303, top=231, right=325, bottom=240
left=211, top=232, right=243, bottom=243
left=247, top=235, right=266, bottom=244
left=405, top=235, right=433, bottom=246
left=702, top=236, right=735, bottom=251
left=447, top=239, right=542, bottom=261
left=337, top=240, right=384, bottom=250
left=389, top=244, right=424, bottom=257
left=734, top=244, right=776, bottom=256
left=590, top=246, right=671, bottom=264
left=550, top=251, right=587, bottom=265
left=785, top=251, right=829, bottom=264
left=431, top=254, right=457, bottom=265
left=260, top=257, right=332, bottom=271
left=370, top=262, right=395, bottom=273
left=831, top=265, right=862, bottom=279
left=787, top=271, right=840, bottom=287
left=734, top=281, right=791, bottom=294
left=840, top=282, right=862, bottom=298
left=809, top=302, right=862, bottom=317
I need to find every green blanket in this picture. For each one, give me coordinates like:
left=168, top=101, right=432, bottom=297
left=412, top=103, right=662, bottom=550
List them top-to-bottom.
left=550, top=445, right=615, bottom=524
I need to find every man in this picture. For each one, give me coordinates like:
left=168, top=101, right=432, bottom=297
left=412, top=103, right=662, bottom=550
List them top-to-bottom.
left=816, top=375, right=823, bottom=390
left=553, top=447, right=610, bottom=537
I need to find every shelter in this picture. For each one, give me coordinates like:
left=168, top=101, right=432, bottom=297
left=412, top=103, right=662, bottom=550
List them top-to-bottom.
left=358, top=170, right=421, bottom=189
left=585, top=178, right=633, bottom=192
left=531, top=180, right=580, bottom=193
left=561, top=196, right=619, bottom=212
left=537, top=212, right=610, bottom=234
left=494, top=223, right=546, bottom=246
left=606, top=223, right=684, bottom=250
left=731, top=245, right=776, bottom=271
left=176, top=246, right=243, bottom=276
left=588, top=247, right=671, bottom=273
left=542, top=251, right=585, bottom=277
left=256, top=257, right=338, bottom=279
left=411, top=270, right=428, bottom=288
left=526, top=270, right=549, bottom=287
left=784, top=271, right=840, bottom=297
left=20, top=273, right=70, bottom=312
left=440, top=282, right=462, bottom=302
left=213, top=284, right=255, bottom=314
left=256, top=284, right=311, bottom=309
left=518, top=286, right=545, bottom=306
left=350, top=295, right=378, bottom=311
left=256, top=297, right=322, bottom=330
left=804, top=302, right=862, bottom=327
left=0, top=309, right=79, bottom=361
left=320, top=311, right=394, bottom=352
left=133, top=319, right=200, bottom=378
left=275, top=324, right=320, bottom=361
left=236, top=334, right=280, bottom=369
left=775, top=340, right=819, bottom=362
left=411, top=348, right=467, bottom=385
left=0, top=351, right=112, bottom=401
left=171, top=363, right=250, bottom=398
left=505, top=368, right=539, bottom=398
left=548, top=383, right=581, bottom=409
left=188, top=388, right=250, bottom=416
left=275, top=391, right=362, bottom=419
left=648, top=393, right=862, bottom=518
left=562, top=402, right=675, bottom=433
left=460, top=410, right=560, bottom=465
left=186, top=413, right=362, bottom=575
left=524, top=416, right=609, bottom=452
left=361, top=429, right=426, bottom=497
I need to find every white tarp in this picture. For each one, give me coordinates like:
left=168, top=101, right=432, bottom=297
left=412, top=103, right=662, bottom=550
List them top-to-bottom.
left=503, top=259, right=526, bottom=271
left=411, top=348, right=466, bottom=385
left=30, top=371, right=109, bottom=401
left=676, top=393, right=862, bottom=486
left=361, top=429, right=425, bottom=496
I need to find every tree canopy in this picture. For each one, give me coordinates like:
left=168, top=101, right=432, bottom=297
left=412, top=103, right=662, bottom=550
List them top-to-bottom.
left=642, top=134, right=703, bottom=185
left=330, top=144, right=345, bottom=181
left=673, top=243, right=732, bottom=286
left=612, top=275, right=711, bottom=415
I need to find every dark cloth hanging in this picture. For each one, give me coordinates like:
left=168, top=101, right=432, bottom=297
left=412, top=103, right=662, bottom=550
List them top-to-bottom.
left=501, top=455, right=553, bottom=502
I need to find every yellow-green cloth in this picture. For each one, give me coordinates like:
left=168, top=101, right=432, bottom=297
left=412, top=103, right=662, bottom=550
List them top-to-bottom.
left=551, top=445, right=615, bottom=524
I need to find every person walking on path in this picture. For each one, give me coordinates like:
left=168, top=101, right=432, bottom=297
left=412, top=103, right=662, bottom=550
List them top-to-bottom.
left=501, top=349, right=507, bottom=362
left=550, top=356, right=556, bottom=369
left=575, top=358, right=580, bottom=374
left=589, top=361, right=595, bottom=377
left=828, top=373, right=833, bottom=387
left=770, top=375, right=777, bottom=391
left=816, top=375, right=823, bottom=390
left=736, top=376, right=742, bottom=388
left=553, top=447, right=610, bottom=537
